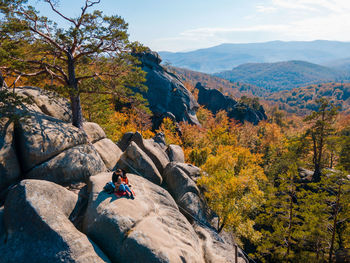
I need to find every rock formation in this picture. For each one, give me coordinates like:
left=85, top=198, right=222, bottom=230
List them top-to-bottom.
left=136, top=50, right=200, bottom=128
left=196, top=82, right=267, bottom=124
left=0, top=86, right=246, bottom=262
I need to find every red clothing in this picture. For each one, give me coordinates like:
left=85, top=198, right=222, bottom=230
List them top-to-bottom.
left=121, top=176, right=129, bottom=185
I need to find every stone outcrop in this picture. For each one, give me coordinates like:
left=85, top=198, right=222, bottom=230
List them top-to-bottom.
left=136, top=50, right=200, bottom=128
left=196, top=82, right=267, bottom=125
left=0, top=86, right=246, bottom=263
left=15, top=86, right=72, bottom=122
left=16, top=114, right=88, bottom=173
left=0, top=120, right=21, bottom=192
left=82, top=122, right=106, bottom=143
left=130, top=132, right=170, bottom=174
left=93, top=138, right=122, bottom=171
left=117, top=142, right=162, bottom=185
left=26, top=144, right=107, bottom=185
left=166, top=144, right=185, bottom=163
left=163, top=162, right=207, bottom=223
left=83, top=173, right=204, bottom=263
left=1, top=180, right=110, bottom=263
left=0, top=207, right=4, bottom=244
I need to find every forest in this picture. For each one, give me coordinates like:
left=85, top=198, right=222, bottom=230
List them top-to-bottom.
left=1, top=0, right=350, bottom=262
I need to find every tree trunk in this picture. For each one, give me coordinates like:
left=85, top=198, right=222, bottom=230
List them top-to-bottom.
left=67, top=51, right=83, bottom=129
left=0, top=73, right=7, bottom=89
left=329, top=183, right=341, bottom=263
left=286, top=192, right=294, bottom=258
left=218, top=216, right=227, bottom=233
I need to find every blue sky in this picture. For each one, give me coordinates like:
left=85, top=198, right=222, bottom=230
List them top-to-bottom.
left=31, top=0, right=350, bottom=52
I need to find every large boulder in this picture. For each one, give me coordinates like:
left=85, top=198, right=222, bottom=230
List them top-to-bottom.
left=136, top=50, right=200, bottom=128
left=196, top=83, right=267, bottom=125
left=15, top=86, right=72, bottom=122
left=16, top=113, right=88, bottom=173
left=0, top=120, right=21, bottom=192
left=82, top=122, right=106, bottom=143
left=117, top=132, right=134, bottom=152
left=130, top=132, right=170, bottom=174
left=93, top=138, right=122, bottom=171
left=117, top=142, right=162, bottom=185
left=26, top=144, right=106, bottom=185
left=166, top=144, right=185, bottom=163
left=163, top=162, right=207, bottom=222
left=173, top=162, right=201, bottom=182
left=83, top=173, right=204, bottom=263
left=1, top=180, right=110, bottom=263
left=0, top=206, right=4, bottom=244
left=193, top=223, right=246, bottom=263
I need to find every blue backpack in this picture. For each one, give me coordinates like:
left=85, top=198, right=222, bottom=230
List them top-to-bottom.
left=103, top=181, right=115, bottom=194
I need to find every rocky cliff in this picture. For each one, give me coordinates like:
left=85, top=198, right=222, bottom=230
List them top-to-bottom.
left=136, top=51, right=200, bottom=128
left=196, top=83, right=267, bottom=124
left=0, top=87, right=246, bottom=262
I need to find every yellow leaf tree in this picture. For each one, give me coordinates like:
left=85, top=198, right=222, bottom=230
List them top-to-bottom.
left=198, top=145, right=266, bottom=241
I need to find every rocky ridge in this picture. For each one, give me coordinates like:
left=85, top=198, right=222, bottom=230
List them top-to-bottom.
left=136, top=50, right=200, bottom=128
left=196, top=83, right=267, bottom=125
left=0, top=87, right=246, bottom=262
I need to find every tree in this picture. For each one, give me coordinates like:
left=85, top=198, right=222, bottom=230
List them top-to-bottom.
left=0, top=0, right=145, bottom=128
left=304, top=98, right=338, bottom=182
left=198, top=145, right=266, bottom=238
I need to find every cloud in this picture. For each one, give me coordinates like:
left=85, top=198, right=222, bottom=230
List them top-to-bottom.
left=152, top=0, right=350, bottom=51
left=266, top=0, right=350, bottom=13
left=256, top=5, right=277, bottom=13
left=180, top=25, right=290, bottom=38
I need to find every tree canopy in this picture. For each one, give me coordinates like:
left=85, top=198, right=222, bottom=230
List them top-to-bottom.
left=0, top=0, right=146, bottom=128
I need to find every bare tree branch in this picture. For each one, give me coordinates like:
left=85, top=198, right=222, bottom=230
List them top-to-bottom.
left=45, top=0, right=77, bottom=26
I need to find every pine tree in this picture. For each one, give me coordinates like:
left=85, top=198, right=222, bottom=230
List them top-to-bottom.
left=0, top=0, right=145, bottom=128
left=304, top=98, right=338, bottom=182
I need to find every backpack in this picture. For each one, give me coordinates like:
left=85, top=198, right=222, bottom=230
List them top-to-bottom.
left=103, top=181, right=115, bottom=194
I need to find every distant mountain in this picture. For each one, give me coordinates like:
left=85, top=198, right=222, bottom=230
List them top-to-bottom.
left=159, top=40, right=350, bottom=73
left=323, top=57, right=350, bottom=73
left=214, top=60, right=348, bottom=91
left=169, top=66, right=269, bottom=98
left=169, top=66, right=350, bottom=115
left=266, top=82, right=350, bottom=114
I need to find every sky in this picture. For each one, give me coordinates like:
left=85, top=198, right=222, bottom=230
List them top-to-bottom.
left=29, top=0, right=350, bottom=52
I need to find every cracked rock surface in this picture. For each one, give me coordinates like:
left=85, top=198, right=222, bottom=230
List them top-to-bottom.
left=83, top=173, right=203, bottom=263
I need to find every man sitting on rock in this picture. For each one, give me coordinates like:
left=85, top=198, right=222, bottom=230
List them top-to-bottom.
left=112, top=169, right=134, bottom=199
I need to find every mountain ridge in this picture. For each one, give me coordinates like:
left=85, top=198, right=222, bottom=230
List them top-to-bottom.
left=159, top=40, right=350, bottom=73
left=215, top=60, right=348, bottom=91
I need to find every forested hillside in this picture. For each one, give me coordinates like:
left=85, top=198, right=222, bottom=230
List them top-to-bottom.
left=215, top=60, right=348, bottom=91
left=170, top=66, right=269, bottom=98
left=267, top=83, right=350, bottom=114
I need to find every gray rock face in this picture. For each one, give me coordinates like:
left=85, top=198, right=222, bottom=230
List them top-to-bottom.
left=136, top=50, right=200, bottom=127
left=196, top=83, right=267, bottom=125
left=15, top=86, right=72, bottom=122
left=17, top=113, right=88, bottom=173
left=0, top=120, right=21, bottom=192
left=83, top=122, right=106, bottom=143
left=117, top=132, right=134, bottom=151
left=131, top=132, right=170, bottom=174
left=153, top=132, right=167, bottom=150
left=93, top=138, right=122, bottom=171
left=117, top=142, right=162, bottom=185
left=26, top=144, right=107, bottom=185
left=166, top=144, right=185, bottom=163
left=163, top=162, right=207, bottom=223
left=83, top=173, right=204, bottom=263
left=1, top=180, right=110, bottom=263
left=0, top=206, right=4, bottom=244
left=193, top=223, right=240, bottom=263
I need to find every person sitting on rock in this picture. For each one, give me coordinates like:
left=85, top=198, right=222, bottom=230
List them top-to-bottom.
left=112, top=169, right=134, bottom=199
